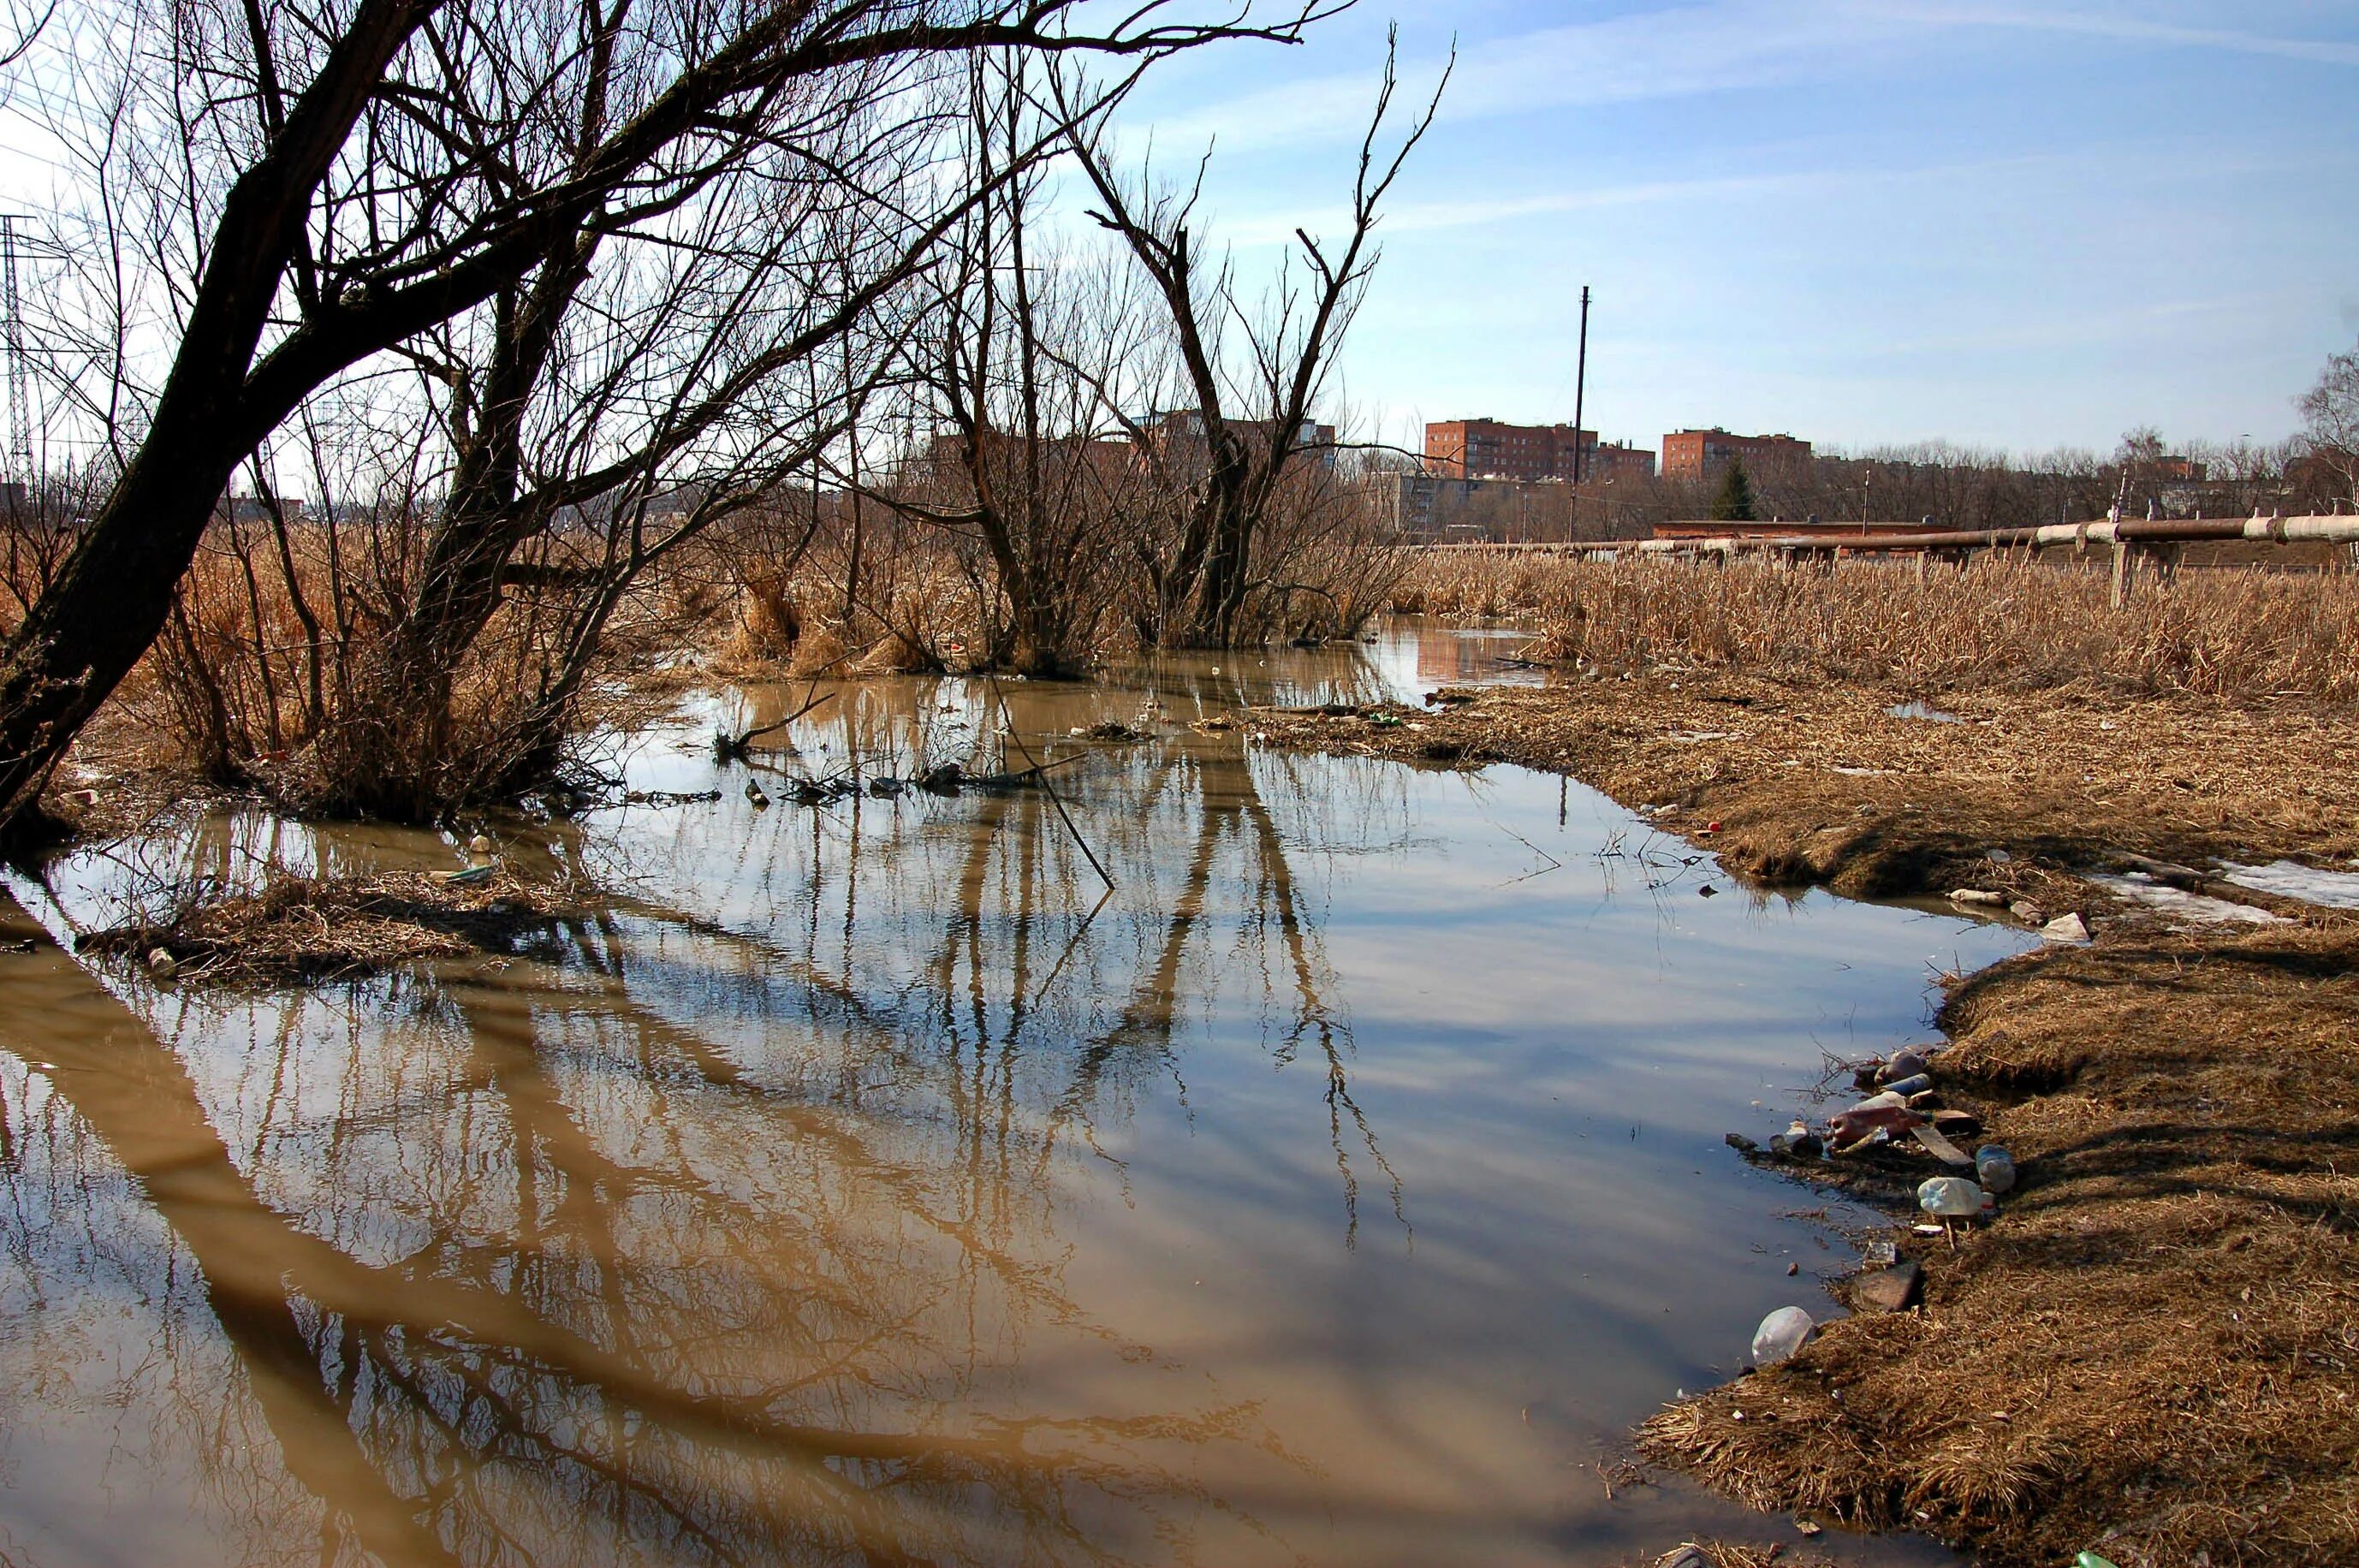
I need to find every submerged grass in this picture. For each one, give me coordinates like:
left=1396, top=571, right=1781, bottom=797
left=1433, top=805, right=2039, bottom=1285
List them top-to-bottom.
left=1389, top=549, right=2359, bottom=703
left=79, top=865, right=584, bottom=984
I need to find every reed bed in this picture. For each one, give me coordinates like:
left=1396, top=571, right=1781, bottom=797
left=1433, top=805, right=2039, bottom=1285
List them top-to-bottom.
left=1391, top=549, right=2359, bottom=703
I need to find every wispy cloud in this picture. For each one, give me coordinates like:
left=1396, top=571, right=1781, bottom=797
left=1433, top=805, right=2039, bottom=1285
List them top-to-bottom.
left=1128, top=1, right=2358, bottom=156
left=1129, top=1, right=1922, bottom=155
left=1871, top=3, right=2359, bottom=68
left=1216, top=150, right=2101, bottom=248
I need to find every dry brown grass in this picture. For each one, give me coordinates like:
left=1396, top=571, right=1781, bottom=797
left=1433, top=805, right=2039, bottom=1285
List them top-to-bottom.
left=1390, top=549, right=2359, bottom=703
left=1252, top=673, right=2359, bottom=1567
left=77, top=865, right=585, bottom=984
left=1638, top=925, right=2359, bottom=1568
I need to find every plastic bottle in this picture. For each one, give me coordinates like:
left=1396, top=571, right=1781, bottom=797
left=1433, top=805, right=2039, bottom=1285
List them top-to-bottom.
left=1881, top=1072, right=1934, bottom=1097
left=1976, top=1145, right=2017, bottom=1195
left=1916, top=1176, right=1985, bottom=1218
left=1751, top=1305, right=1814, bottom=1366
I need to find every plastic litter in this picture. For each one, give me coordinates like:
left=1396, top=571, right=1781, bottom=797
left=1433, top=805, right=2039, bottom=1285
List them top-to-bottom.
left=2042, top=911, right=2090, bottom=942
left=1877, top=1048, right=1931, bottom=1084
left=1881, top=1072, right=1933, bottom=1097
left=1976, top=1145, right=2017, bottom=1195
left=1917, top=1176, right=1985, bottom=1217
left=1751, top=1305, right=1814, bottom=1366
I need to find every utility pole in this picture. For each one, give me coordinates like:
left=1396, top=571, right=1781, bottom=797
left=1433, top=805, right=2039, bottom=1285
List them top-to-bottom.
left=2, top=215, right=32, bottom=494
left=1569, top=284, right=1590, bottom=541
left=1570, top=285, right=1591, bottom=482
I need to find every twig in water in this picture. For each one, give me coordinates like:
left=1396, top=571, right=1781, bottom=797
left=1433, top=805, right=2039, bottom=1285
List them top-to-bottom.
left=987, top=675, right=1114, bottom=893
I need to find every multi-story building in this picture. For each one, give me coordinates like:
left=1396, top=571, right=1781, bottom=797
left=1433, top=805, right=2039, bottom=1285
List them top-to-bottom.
left=1138, top=409, right=1338, bottom=469
left=1424, top=419, right=1655, bottom=484
left=1661, top=429, right=1813, bottom=482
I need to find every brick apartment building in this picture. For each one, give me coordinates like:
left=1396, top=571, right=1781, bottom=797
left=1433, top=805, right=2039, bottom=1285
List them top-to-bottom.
left=1425, top=419, right=1655, bottom=485
left=1661, top=428, right=1813, bottom=482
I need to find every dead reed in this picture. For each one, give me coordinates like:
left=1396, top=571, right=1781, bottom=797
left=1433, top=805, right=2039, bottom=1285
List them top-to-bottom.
left=1392, top=549, right=2359, bottom=702
left=79, top=864, right=583, bottom=984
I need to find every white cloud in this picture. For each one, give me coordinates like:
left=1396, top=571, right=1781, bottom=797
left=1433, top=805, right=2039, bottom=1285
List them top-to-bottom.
left=1127, top=0, right=2358, bottom=156
left=1128, top=1, right=1923, bottom=155
left=1870, top=3, right=2359, bottom=68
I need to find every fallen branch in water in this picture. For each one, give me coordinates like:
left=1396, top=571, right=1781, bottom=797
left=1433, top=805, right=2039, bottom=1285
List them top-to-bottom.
left=713, top=682, right=835, bottom=763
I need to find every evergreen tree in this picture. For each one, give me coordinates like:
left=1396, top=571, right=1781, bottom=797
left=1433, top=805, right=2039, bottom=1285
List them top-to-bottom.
left=1709, top=460, right=1758, bottom=522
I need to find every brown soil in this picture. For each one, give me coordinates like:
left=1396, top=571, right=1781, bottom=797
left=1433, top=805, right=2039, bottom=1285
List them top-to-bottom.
left=1252, top=674, right=2359, bottom=1568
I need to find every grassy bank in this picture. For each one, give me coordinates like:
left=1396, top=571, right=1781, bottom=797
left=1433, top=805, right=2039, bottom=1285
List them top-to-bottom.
left=1388, top=549, right=2359, bottom=703
left=1250, top=665, right=2359, bottom=1568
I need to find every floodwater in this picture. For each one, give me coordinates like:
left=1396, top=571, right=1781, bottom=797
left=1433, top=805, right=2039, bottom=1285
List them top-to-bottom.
left=0, top=622, right=2029, bottom=1568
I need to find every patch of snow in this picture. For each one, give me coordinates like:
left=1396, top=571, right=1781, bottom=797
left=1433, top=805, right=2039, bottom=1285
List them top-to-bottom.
left=2215, top=859, right=2359, bottom=912
left=2089, top=872, right=2289, bottom=928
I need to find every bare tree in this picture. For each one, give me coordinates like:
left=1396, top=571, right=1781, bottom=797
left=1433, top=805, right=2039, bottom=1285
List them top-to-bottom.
left=0, top=0, right=1328, bottom=842
left=1061, top=28, right=1443, bottom=648
left=882, top=56, right=1162, bottom=676
left=2297, top=336, right=2359, bottom=509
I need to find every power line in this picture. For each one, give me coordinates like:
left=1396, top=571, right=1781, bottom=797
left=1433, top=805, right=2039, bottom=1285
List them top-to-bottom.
left=3, top=214, right=31, bottom=486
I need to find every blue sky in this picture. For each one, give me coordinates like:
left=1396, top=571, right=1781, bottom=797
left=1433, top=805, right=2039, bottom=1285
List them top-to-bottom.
left=1112, top=0, right=2359, bottom=457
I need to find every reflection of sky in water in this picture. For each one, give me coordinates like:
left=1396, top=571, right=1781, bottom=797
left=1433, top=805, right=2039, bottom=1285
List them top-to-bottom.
left=0, top=629, right=2011, bottom=1568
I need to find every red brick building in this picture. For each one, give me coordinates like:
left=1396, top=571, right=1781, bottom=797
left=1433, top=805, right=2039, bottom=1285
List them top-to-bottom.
left=1425, top=419, right=1655, bottom=484
left=1661, top=429, right=1813, bottom=482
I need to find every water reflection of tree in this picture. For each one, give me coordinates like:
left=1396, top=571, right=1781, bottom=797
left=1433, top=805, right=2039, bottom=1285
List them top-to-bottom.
left=1, top=647, right=1415, bottom=1565
left=686, top=658, right=1411, bottom=1241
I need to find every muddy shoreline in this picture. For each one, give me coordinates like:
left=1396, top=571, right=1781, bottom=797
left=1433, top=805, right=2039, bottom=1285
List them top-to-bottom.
left=1252, top=674, right=2359, bottom=1568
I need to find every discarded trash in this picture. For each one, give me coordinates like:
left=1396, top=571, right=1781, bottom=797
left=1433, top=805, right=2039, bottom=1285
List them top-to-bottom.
left=867, top=776, right=905, bottom=799
left=743, top=778, right=770, bottom=808
left=466, top=833, right=494, bottom=854
left=1987, top=848, right=2013, bottom=864
left=437, top=864, right=496, bottom=888
left=1697, top=884, right=1719, bottom=898
left=1948, top=888, right=2006, bottom=906
left=2042, top=911, right=2090, bottom=942
left=146, top=947, right=178, bottom=980
left=1876, top=1048, right=1932, bottom=1085
left=1881, top=1072, right=1933, bottom=1097
left=1827, top=1090, right=1922, bottom=1147
left=1930, top=1107, right=1983, bottom=1138
left=1770, top=1120, right=1823, bottom=1159
left=1910, top=1122, right=1973, bottom=1166
left=1976, top=1145, right=2017, bottom=1195
left=1919, top=1175, right=1988, bottom=1249
left=1918, top=1176, right=1985, bottom=1217
left=1863, top=1239, right=1898, bottom=1267
left=1849, top=1263, right=1924, bottom=1310
left=1751, top=1305, right=1814, bottom=1365
left=1657, top=1547, right=1711, bottom=1568
left=2075, top=1553, right=2122, bottom=1568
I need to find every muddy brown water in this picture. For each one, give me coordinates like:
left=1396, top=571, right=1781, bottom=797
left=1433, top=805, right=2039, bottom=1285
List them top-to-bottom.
left=0, top=624, right=2027, bottom=1567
